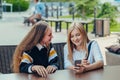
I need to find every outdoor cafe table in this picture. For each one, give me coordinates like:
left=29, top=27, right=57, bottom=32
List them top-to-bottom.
left=45, top=18, right=63, bottom=32
left=45, top=18, right=92, bottom=33
left=63, top=19, right=92, bottom=33
left=0, top=66, right=120, bottom=80
left=0, top=69, right=103, bottom=80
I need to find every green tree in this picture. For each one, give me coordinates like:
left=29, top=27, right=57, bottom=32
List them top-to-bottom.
left=5, top=0, right=29, bottom=12
left=43, top=0, right=71, bottom=2
left=74, top=0, right=99, bottom=19
left=98, top=2, right=118, bottom=26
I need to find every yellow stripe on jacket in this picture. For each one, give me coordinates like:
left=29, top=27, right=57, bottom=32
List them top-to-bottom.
left=49, top=48, right=57, bottom=62
left=21, top=52, right=33, bottom=63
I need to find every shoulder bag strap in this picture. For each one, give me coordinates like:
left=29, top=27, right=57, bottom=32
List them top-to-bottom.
left=86, top=40, right=94, bottom=60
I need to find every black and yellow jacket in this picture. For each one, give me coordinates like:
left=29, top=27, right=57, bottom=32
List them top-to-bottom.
left=20, top=43, right=59, bottom=73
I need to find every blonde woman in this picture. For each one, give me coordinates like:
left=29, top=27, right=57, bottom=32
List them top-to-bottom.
left=12, top=21, right=59, bottom=77
left=64, top=22, right=103, bottom=73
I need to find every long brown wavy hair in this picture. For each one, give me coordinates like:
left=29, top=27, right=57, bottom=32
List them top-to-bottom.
left=12, top=21, right=50, bottom=73
left=67, top=22, right=90, bottom=62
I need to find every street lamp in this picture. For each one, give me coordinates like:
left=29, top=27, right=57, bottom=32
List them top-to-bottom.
left=0, top=0, right=2, bottom=19
left=17, top=0, right=20, bottom=12
left=51, top=2, right=53, bottom=17
left=59, top=2, right=62, bottom=16
left=45, top=3, right=48, bottom=18
left=72, top=6, right=75, bottom=20
left=92, top=6, right=97, bottom=33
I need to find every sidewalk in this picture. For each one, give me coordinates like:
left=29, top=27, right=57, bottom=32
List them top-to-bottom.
left=0, top=12, right=120, bottom=65
left=0, top=12, right=68, bottom=44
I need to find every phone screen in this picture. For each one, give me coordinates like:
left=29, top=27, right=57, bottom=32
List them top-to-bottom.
left=75, top=60, right=81, bottom=67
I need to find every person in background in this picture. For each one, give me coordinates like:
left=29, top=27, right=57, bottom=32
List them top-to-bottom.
left=24, top=0, right=45, bottom=25
left=12, top=21, right=59, bottom=77
left=64, top=22, right=103, bottom=73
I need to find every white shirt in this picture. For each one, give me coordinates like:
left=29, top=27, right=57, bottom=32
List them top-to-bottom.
left=64, top=41, right=103, bottom=69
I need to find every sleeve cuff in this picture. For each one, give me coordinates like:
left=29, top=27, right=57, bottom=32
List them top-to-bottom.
left=28, top=65, right=33, bottom=73
left=51, top=65, right=58, bottom=70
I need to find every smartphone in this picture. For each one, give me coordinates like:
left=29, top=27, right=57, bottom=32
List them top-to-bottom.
left=75, top=60, right=81, bottom=67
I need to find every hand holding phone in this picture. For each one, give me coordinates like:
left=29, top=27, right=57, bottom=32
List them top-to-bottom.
left=75, top=60, right=81, bottom=67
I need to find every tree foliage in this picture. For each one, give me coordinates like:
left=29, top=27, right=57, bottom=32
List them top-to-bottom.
left=4, top=0, right=29, bottom=12
left=42, top=0, right=71, bottom=2
left=74, top=0, right=99, bottom=19
left=98, top=2, right=118, bottom=26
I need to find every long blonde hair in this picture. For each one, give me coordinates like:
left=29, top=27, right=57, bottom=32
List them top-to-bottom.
left=12, top=21, right=50, bottom=72
left=67, top=22, right=90, bottom=62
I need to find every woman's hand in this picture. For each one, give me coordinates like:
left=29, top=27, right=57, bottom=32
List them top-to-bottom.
left=81, top=59, right=90, bottom=65
left=31, top=65, right=48, bottom=77
left=46, top=65, right=57, bottom=74
left=73, top=66, right=85, bottom=73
